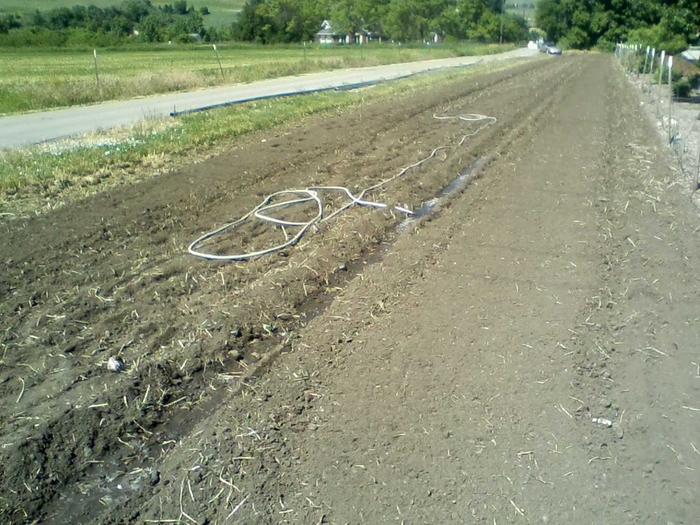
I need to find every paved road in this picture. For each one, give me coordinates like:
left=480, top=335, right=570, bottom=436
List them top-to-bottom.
left=0, top=47, right=536, bottom=149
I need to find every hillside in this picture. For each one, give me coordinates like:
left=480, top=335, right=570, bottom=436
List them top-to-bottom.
left=0, top=0, right=245, bottom=27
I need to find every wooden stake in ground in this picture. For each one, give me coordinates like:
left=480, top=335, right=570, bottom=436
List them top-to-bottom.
left=213, top=44, right=224, bottom=79
left=642, top=46, right=649, bottom=77
left=93, top=48, right=101, bottom=94
left=656, top=51, right=665, bottom=118
left=667, top=55, right=673, bottom=144
left=696, top=142, right=700, bottom=191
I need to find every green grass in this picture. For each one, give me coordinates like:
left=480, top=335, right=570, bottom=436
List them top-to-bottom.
left=0, top=1, right=246, bottom=28
left=0, top=42, right=513, bottom=114
left=0, top=57, right=528, bottom=215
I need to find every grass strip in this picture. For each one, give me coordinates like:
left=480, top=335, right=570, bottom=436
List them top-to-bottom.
left=0, top=43, right=513, bottom=114
left=0, top=57, right=531, bottom=217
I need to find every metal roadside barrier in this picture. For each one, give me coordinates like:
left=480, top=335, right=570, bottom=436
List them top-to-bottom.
left=169, top=60, right=487, bottom=118
left=169, top=78, right=391, bottom=117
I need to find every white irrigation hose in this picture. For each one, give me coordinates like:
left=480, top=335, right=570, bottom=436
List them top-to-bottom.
left=188, top=113, right=496, bottom=261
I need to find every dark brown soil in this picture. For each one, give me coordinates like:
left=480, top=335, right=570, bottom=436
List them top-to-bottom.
left=1, top=54, right=698, bottom=524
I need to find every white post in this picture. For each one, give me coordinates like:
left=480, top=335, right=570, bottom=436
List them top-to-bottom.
left=213, top=44, right=224, bottom=79
left=643, top=45, right=650, bottom=76
left=93, top=48, right=101, bottom=93
left=656, top=51, right=665, bottom=117
left=667, top=55, right=673, bottom=144
left=696, top=142, right=700, bottom=190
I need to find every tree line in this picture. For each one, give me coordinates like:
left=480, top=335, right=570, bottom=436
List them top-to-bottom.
left=0, top=0, right=530, bottom=47
left=0, top=0, right=212, bottom=46
left=2, top=0, right=697, bottom=50
left=233, top=0, right=529, bottom=44
left=536, top=0, right=699, bottom=53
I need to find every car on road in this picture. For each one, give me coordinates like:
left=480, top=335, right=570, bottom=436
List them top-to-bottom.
left=539, top=41, right=562, bottom=55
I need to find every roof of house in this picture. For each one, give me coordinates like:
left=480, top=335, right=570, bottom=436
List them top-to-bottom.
left=315, top=20, right=382, bottom=38
left=316, top=20, right=337, bottom=37
left=681, top=47, right=700, bottom=63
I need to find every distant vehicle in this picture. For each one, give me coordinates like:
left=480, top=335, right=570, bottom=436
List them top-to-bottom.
left=538, top=41, right=562, bottom=55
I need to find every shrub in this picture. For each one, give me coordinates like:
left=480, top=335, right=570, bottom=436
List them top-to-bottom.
left=673, top=78, right=691, bottom=98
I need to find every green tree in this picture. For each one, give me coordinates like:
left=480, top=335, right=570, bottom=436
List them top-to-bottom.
left=332, top=0, right=388, bottom=35
left=383, top=0, right=447, bottom=41
left=536, top=0, right=699, bottom=50
left=173, top=1, right=190, bottom=15
left=138, top=12, right=169, bottom=41
left=0, top=14, right=21, bottom=34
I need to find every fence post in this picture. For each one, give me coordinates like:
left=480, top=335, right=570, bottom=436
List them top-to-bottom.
left=213, top=44, right=224, bottom=79
left=642, top=46, right=649, bottom=77
left=93, top=48, right=101, bottom=94
left=656, top=51, right=665, bottom=118
left=667, top=55, right=673, bottom=144
left=696, top=144, right=700, bottom=191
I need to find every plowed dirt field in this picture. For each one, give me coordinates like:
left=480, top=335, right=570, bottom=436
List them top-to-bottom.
left=1, top=54, right=698, bottom=524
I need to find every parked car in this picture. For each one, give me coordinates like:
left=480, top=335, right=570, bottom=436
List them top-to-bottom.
left=538, top=41, right=562, bottom=55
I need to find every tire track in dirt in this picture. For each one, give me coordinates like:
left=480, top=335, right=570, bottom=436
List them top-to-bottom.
left=80, top=53, right=699, bottom=524
left=112, top=54, right=583, bottom=523
left=0, top=57, right=580, bottom=523
left=101, top=57, right=588, bottom=524
left=561, top=60, right=700, bottom=522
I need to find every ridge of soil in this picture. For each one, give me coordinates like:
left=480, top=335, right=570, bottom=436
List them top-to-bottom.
left=2, top=54, right=698, bottom=524
left=1, top=57, right=567, bottom=523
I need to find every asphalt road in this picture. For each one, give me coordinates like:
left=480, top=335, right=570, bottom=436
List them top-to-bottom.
left=0, top=47, right=536, bottom=149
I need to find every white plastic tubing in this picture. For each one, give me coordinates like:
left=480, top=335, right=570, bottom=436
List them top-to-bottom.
left=188, top=113, right=496, bottom=261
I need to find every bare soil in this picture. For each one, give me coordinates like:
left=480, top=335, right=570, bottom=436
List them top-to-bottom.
left=1, top=54, right=698, bottom=524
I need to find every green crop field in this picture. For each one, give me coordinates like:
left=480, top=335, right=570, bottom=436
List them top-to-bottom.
left=0, top=0, right=246, bottom=28
left=0, top=42, right=513, bottom=114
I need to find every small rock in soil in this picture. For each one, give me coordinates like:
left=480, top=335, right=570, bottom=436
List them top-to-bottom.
left=107, top=356, right=125, bottom=373
left=592, top=417, right=613, bottom=428
left=149, top=470, right=160, bottom=486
